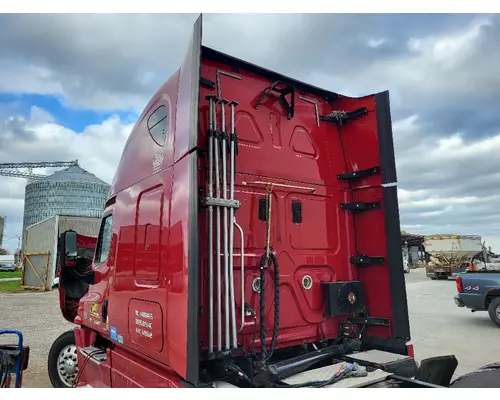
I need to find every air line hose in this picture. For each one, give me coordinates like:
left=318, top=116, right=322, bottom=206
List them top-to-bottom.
left=259, top=186, right=280, bottom=363
left=259, top=250, right=280, bottom=362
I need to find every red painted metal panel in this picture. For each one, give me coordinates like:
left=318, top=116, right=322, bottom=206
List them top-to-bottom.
left=128, top=299, right=163, bottom=352
left=110, top=347, right=181, bottom=388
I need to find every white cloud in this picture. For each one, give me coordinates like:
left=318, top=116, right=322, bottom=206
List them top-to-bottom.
left=0, top=13, right=302, bottom=112
left=379, top=16, right=496, bottom=97
left=417, top=18, right=491, bottom=68
left=367, top=38, right=386, bottom=48
left=0, top=62, right=64, bottom=98
left=0, top=109, right=133, bottom=252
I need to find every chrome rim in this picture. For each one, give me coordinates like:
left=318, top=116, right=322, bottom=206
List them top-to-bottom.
left=496, top=305, right=500, bottom=320
left=57, top=344, right=78, bottom=387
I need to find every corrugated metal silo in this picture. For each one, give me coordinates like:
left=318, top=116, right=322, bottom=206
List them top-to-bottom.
left=22, top=165, right=110, bottom=234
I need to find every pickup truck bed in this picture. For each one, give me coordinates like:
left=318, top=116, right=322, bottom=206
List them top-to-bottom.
left=454, top=272, right=500, bottom=327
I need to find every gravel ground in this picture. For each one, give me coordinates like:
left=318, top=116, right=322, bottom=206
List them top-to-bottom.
left=1, top=268, right=499, bottom=387
left=0, top=290, right=72, bottom=388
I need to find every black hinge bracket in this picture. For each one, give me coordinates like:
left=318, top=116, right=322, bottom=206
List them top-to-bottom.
left=200, top=77, right=216, bottom=90
left=255, top=80, right=295, bottom=120
left=320, top=107, right=367, bottom=125
left=338, top=166, right=381, bottom=182
left=340, top=201, right=380, bottom=212
left=350, top=255, right=385, bottom=265
left=350, top=316, right=391, bottom=327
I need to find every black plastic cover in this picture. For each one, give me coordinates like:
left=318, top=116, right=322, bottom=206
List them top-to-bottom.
left=322, top=281, right=366, bottom=317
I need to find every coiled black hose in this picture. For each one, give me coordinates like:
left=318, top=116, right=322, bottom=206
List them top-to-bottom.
left=259, top=249, right=280, bottom=363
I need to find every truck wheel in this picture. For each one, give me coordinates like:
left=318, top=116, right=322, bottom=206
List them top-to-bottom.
left=488, top=297, right=500, bottom=328
left=48, top=330, right=78, bottom=388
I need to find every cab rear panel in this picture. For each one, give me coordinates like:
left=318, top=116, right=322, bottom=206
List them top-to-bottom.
left=195, top=49, right=410, bottom=361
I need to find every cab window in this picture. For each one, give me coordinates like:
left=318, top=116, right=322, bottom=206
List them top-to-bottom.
left=147, top=105, right=168, bottom=146
left=94, top=214, right=113, bottom=265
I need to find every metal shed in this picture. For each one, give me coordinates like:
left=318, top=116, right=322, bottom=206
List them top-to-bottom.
left=21, top=215, right=102, bottom=291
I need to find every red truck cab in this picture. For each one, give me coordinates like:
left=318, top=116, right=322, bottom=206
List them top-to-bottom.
left=49, top=15, right=475, bottom=389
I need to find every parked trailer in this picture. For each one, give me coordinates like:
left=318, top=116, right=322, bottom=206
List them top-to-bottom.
left=21, top=215, right=101, bottom=291
left=424, top=235, right=483, bottom=280
left=0, top=255, right=16, bottom=271
left=0, top=255, right=15, bottom=264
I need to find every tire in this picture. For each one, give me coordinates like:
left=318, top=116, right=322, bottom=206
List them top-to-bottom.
left=487, top=297, right=500, bottom=328
left=48, top=330, right=78, bottom=388
left=450, top=363, right=500, bottom=387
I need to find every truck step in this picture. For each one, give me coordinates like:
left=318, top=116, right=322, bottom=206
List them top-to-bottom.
left=79, top=346, right=107, bottom=363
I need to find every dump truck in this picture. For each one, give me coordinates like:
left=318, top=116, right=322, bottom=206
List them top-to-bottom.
left=47, top=15, right=500, bottom=388
left=424, top=235, right=483, bottom=280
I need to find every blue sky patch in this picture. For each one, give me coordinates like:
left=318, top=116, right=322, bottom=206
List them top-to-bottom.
left=0, top=92, right=136, bottom=132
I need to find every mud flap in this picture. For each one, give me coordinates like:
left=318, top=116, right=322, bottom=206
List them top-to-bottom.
left=416, top=355, right=458, bottom=386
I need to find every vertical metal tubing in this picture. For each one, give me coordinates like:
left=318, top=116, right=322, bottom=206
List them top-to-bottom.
left=207, top=97, right=214, bottom=354
left=213, top=99, right=222, bottom=352
left=220, top=99, right=230, bottom=350
left=228, top=101, right=238, bottom=347
left=234, top=219, right=245, bottom=334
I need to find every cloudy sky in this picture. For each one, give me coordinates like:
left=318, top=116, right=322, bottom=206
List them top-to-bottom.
left=1, top=13, right=500, bottom=253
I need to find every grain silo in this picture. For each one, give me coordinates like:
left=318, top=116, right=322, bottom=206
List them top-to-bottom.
left=22, top=165, right=110, bottom=234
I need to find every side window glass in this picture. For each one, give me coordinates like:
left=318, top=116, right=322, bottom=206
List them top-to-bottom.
left=147, top=105, right=168, bottom=146
left=95, top=215, right=113, bottom=265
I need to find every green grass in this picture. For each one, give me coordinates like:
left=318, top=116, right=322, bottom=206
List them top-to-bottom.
left=0, top=270, right=22, bottom=279
left=0, top=279, right=21, bottom=292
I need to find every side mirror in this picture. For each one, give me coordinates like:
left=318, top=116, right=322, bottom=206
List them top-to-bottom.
left=58, top=230, right=78, bottom=267
left=65, top=231, right=78, bottom=259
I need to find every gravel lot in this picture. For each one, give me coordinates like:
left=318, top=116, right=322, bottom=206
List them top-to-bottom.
left=0, top=267, right=499, bottom=387
left=0, top=290, right=72, bottom=388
